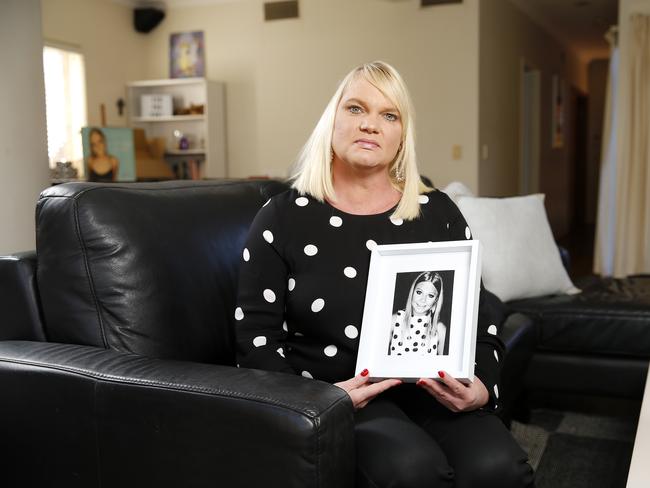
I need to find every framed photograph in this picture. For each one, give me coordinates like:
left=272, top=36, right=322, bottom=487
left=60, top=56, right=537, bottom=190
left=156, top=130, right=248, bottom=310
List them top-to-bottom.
left=170, top=31, right=205, bottom=78
left=81, top=127, right=136, bottom=182
left=355, top=240, right=481, bottom=383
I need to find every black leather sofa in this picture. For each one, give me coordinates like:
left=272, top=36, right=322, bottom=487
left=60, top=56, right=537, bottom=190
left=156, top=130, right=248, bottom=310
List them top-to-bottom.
left=0, top=180, right=535, bottom=487
left=509, top=274, right=650, bottom=404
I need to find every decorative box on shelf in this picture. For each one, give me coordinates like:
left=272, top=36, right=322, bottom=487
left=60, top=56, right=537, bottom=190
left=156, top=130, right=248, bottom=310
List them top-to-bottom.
left=141, top=94, right=173, bottom=118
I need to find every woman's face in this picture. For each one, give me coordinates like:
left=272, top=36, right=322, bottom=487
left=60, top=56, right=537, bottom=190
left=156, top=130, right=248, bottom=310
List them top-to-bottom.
left=331, top=77, right=403, bottom=174
left=90, top=132, right=107, bottom=157
left=412, top=281, right=438, bottom=315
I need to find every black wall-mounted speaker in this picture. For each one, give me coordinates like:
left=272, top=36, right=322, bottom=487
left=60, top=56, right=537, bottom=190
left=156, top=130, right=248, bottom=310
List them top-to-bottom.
left=134, top=7, right=166, bottom=33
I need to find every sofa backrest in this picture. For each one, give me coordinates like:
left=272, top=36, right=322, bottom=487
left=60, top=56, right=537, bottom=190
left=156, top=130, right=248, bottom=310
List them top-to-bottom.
left=36, top=179, right=289, bottom=365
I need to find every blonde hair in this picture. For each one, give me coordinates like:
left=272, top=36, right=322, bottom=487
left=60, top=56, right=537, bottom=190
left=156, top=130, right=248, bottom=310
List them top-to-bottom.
left=290, top=61, right=431, bottom=220
left=403, top=271, right=444, bottom=330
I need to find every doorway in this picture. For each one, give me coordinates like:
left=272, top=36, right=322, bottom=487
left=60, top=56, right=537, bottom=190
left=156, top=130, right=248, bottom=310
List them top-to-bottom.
left=519, top=60, right=541, bottom=195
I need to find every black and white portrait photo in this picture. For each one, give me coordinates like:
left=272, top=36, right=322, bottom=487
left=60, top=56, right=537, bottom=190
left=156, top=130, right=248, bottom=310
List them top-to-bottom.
left=356, top=241, right=480, bottom=382
left=387, top=270, right=454, bottom=357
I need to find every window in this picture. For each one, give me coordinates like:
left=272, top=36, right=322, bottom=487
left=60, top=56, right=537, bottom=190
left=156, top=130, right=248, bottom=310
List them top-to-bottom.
left=42, top=43, right=87, bottom=175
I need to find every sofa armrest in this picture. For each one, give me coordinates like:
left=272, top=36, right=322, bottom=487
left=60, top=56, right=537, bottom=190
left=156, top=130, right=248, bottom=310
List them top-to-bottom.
left=0, top=251, right=46, bottom=341
left=498, top=313, right=537, bottom=425
left=0, top=341, right=355, bottom=488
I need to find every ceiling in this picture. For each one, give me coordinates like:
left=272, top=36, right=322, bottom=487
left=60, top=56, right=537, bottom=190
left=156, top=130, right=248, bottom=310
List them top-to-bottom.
left=124, top=0, right=619, bottom=61
left=508, top=0, right=618, bottom=61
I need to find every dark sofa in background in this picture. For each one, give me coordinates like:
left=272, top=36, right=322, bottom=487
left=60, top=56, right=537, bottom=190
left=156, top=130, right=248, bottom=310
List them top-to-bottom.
left=0, top=180, right=535, bottom=487
left=442, top=181, right=650, bottom=413
left=509, top=274, right=650, bottom=405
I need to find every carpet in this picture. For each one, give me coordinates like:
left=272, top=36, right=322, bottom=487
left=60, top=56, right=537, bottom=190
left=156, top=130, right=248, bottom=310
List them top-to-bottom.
left=511, top=409, right=637, bottom=488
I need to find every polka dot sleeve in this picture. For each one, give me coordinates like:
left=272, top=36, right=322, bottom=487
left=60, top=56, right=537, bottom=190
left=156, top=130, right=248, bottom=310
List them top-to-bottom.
left=446, top=196, right=506, bottom=411
left=234, top=197, right=296, bottom=375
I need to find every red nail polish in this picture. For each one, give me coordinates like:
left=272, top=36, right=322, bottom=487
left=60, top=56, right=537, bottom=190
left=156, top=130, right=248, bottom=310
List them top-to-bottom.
left=361, top=369, right=369, bottom=377
left=438, top=371, right=445, bottom=378
left=416, top=379, right=424, bottom=386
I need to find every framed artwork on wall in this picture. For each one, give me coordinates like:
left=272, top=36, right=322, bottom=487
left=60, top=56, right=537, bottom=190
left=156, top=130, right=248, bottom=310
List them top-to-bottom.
left=170, top=31, right=205, bottom=78
left=355, top=240, right=482, bottom=383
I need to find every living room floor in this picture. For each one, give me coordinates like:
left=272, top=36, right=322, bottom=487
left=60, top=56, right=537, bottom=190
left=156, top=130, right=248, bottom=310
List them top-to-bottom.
left=519, top=223, right=644, bottom=487
left=511, top=407, right=637, bottom=488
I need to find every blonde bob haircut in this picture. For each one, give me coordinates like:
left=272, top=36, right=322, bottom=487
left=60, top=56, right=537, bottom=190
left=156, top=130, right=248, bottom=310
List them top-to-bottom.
left=290, top=61, right=431, bottom=221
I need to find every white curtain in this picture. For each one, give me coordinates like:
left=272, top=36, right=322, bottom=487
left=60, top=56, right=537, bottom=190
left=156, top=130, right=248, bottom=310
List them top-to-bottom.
left=614, top=14, right=650, bottom=276
left=595, top=15, right=650, bottom=277
left=593, top=40, right=619, bottom=276
left=43, top=45, right=87, bottom=172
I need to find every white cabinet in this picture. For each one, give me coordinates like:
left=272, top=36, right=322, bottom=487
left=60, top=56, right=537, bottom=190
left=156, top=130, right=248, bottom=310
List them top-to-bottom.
left=126, top=78, right=226, bottom=178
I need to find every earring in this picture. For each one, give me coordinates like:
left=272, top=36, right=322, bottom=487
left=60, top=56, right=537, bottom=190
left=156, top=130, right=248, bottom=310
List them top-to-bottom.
left=395, top=166, right=404, bottom=183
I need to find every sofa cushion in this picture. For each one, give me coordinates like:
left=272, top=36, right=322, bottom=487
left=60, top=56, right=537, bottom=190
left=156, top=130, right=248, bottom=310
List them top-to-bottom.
left=36, top=180, right=289, bottom=365
left=455, top=193, right=579, bottom=302
left=508, top=275, right=650, bottom=359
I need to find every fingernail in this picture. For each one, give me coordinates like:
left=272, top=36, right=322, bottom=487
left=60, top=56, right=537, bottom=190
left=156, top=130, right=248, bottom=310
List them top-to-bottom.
left=361, top=368, right=369, bottom=377
left=438, top=371, right=445, bottom=378
left=416, top=379, right=424, bottom=386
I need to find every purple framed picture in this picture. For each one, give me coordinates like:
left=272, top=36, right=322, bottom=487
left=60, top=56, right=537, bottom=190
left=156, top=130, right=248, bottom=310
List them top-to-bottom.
left=170, top=31, right=205, bottom=78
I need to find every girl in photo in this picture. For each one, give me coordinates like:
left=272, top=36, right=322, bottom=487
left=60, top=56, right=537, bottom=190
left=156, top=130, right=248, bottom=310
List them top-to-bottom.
left=87, top=127, right=119, bottom=182
left=388, top=271, right=447, bottom=356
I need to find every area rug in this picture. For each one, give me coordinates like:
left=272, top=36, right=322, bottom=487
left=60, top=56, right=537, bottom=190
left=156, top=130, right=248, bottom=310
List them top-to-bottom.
left=511, top=409, right=637, bottom=488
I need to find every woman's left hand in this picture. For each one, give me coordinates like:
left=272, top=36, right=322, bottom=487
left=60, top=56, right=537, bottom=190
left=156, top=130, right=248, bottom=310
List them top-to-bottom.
left=416, top=372, right=489, bottom=412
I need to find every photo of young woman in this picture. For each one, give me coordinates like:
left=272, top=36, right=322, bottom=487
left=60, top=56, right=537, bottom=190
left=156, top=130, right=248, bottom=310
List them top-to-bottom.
left=387, top=270, right=454, bottom=356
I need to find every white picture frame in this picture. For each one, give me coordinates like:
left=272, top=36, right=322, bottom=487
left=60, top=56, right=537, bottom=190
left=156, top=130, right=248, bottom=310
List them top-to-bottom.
left=355, top=240, right=482, bottom=383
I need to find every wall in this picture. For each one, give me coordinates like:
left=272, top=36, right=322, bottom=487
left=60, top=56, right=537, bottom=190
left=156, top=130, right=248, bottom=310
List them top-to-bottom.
left=0, top=0, right=51, bottom=254
left=41, top=0, right=149, bottom=127
left=141, top=0, right=481, bottom=190
left=478, top=0, right=584, bottom=237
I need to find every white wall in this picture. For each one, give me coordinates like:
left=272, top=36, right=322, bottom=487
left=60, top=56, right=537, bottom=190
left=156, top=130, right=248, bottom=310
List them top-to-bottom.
left=0, top=0, right=51, bottom=254
left=41, top=0, right=149, bottom=127
left=141, top=0, right=481, bottom=190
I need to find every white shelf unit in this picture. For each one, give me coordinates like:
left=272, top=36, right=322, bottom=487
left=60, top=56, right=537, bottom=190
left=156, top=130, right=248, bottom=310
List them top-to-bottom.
left=126, top=77, right=227, bottom=178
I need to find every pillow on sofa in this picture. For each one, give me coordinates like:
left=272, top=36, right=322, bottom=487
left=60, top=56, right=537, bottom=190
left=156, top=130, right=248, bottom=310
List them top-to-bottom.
left=441, top=181, right=475, bottom=202
left=455, top=193, right=580, bottom=302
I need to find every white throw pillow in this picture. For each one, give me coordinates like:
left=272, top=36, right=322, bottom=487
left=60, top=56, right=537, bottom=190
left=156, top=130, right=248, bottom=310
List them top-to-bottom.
left=442, top=181, right=475, bottom=203
left=455, top=193, right=580, bottom=302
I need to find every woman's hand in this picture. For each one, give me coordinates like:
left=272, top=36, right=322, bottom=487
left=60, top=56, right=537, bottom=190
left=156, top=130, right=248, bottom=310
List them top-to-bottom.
left=335, top=369, right=402, bottom=410
left=416, top=371, right=489, bottom=412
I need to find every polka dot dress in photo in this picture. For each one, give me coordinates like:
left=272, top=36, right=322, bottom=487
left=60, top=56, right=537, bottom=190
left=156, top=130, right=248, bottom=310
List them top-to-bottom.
left=389, top=311, right=437, bottom=355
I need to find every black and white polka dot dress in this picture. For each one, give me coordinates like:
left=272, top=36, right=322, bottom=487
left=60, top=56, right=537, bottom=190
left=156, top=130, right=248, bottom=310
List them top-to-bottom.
left=235, top=188, right=505, bottom=409
left=388, top=311, right=440, bottom=356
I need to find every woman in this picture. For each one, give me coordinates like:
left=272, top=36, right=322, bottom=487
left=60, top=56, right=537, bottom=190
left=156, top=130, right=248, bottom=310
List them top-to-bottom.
left=235, top=61, right=534, bottom=488
left=87, top=127, right=119, bottom=182
left=389, top=271, right=447, bottom=356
